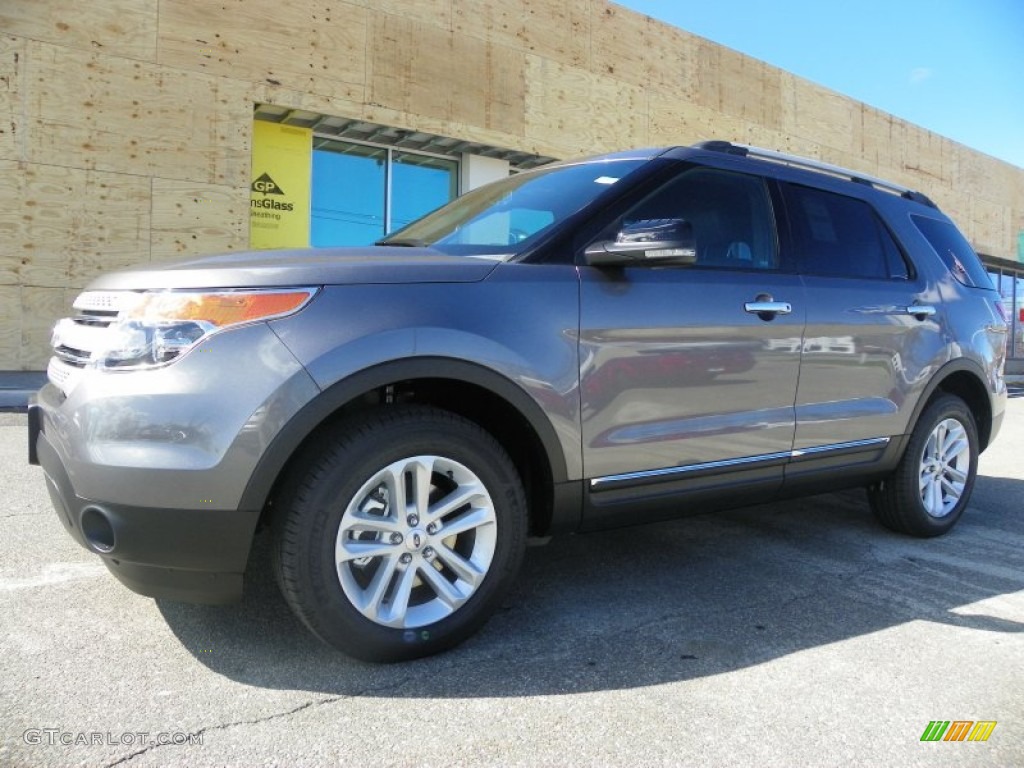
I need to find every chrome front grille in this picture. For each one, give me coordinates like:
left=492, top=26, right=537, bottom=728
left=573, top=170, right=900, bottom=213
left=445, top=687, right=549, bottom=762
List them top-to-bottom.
left=48, top=291, right=142, bottom=395
left=73, top=291, right=134, bottom=313
left=53, top=345, right=91, bottom=368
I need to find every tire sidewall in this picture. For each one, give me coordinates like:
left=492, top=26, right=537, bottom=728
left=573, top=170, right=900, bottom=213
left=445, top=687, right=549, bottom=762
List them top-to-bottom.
left=904, top=395, right=978, bottom=535
left=282, top=409, right=526, bottom=661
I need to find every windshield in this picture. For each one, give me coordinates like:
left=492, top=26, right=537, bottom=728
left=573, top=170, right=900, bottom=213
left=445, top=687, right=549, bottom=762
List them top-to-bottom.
left=378, top=158, right=647, bottom=255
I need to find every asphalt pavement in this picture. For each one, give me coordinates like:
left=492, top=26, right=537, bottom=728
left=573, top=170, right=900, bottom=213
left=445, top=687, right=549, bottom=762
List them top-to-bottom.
left=1, top=394, right=1022, bottom=767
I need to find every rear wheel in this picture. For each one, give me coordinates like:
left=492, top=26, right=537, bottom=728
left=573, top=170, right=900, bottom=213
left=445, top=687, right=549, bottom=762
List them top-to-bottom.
left=868, top=394, right=978, bottom=537
left=273, top=406, right=527, bottom=662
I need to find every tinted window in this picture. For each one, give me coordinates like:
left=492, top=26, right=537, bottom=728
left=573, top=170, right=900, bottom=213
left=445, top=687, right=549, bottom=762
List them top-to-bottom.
left=383, top=159, right=646, bottom=255
left=607, top=168, right=779, bottom=269
left=784, top=184, right=908, bottom=279
left=912, top=215, right=994, bottom=289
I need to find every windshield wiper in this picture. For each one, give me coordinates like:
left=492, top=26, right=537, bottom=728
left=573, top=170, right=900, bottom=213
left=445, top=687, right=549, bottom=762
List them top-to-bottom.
left=375, top=238, right=427, bottom=247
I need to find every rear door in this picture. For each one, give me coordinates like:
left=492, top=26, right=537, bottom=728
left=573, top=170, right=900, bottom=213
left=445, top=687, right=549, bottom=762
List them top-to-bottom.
left=578, top=167, right=806, bottom=512
left=780, top=182, right=945, bottom=473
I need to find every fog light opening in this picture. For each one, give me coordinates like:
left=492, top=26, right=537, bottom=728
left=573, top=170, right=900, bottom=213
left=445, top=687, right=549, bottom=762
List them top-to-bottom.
left=81, top=506, right=116, bottom=553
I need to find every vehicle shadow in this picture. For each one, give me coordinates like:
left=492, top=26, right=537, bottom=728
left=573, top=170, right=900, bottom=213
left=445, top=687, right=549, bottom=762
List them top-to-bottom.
left=157, top=475, right=1024, bottom=698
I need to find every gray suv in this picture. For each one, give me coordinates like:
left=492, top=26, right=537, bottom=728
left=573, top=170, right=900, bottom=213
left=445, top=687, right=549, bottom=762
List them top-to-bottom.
left=30, top=141, right=1009, bottom=661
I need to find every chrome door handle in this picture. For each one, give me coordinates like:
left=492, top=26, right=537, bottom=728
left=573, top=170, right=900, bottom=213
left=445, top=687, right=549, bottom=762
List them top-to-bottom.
left=744, top=301, right=792, bottom=316
left=905, top=305, right=937, bottom=319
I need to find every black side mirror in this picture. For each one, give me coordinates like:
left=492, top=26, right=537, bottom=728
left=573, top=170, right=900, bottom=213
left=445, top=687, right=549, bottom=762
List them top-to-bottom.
left=583, top=218, right=697, bottom=267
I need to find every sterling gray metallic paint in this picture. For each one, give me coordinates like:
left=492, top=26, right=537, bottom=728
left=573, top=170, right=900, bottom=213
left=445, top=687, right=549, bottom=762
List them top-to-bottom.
left=30, top=143, right=1008, bottom=605
left=88, top=247, right=502, bottom=290
left=267, top=263, right=584, bottom=479
left=579, top=268, right=805, bottom=479
left=35, top=323, right=318, bottom=511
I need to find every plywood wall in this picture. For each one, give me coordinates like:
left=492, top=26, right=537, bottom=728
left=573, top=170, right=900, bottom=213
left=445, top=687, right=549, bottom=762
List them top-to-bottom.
left=1, top=0, right=1023, bottom=370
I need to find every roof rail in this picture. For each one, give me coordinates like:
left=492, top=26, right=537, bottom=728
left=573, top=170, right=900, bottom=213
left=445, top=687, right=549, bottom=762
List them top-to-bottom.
left=693, top=140, right=937, bottom=208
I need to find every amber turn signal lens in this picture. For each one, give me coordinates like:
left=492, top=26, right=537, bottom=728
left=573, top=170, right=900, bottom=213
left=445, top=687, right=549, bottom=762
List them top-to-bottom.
left=127, top=290, right=315, bottom=327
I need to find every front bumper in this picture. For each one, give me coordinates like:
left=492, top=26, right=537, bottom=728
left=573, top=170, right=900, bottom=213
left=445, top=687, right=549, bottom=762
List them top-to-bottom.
left=28, top=321, right=320, bottom=604
left=31, top=401, right=256, bottom=603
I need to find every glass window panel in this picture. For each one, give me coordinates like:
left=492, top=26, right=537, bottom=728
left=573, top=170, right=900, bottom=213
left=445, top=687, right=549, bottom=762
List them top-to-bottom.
left=311, top=140, right=387, bottom=246
left=390, top=152, right=459, bottom=232
left=390, top=160, right=645, bottom=253
left=610, top=168, right=779, bottom=270
left=785, top=185, right=895, bottom=279
left=910, top=215, right=993, bottom=289
left=987, top=270, right=1001, bottom=297
left=1016, top=275, right=1024, bottom=359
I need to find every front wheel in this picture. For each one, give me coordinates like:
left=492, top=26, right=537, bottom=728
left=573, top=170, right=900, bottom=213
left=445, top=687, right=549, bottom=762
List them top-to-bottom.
left=868, top=393, right=978, bottom=537
left=273, top=406, right=527, bottom=662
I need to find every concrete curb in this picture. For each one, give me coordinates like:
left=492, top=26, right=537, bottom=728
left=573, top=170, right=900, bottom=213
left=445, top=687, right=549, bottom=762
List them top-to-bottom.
left=0, top=372, right=46, bottom=411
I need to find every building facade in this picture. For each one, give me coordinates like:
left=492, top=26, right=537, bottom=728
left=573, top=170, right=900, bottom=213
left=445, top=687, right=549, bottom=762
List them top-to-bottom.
left=2, top=0, right=1024, bottom=372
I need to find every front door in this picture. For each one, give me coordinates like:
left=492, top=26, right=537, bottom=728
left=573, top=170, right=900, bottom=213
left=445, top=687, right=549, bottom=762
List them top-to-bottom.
left=578, top=167, right=805, bottom=514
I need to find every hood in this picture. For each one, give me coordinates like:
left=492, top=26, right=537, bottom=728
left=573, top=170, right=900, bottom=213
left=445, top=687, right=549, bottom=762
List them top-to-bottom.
left=87, top=247, right=504, bottom=290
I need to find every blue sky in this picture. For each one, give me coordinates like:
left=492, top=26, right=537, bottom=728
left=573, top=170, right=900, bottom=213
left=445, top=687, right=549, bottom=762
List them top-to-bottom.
left=615, top=0, right=1024, bottom=169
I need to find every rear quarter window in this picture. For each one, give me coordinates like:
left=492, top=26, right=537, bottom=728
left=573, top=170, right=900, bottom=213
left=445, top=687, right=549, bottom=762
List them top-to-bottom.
left=911, top=215, right=994, bottom=289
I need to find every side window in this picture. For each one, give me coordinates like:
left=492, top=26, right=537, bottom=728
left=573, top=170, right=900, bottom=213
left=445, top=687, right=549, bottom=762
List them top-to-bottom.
left=609, top=168, right=779, bottom=269
left=784, top=184, right=909, bottom=279
left=876, top=215, right=910, bottom=280
left=911, top=215, right=993, bottom=289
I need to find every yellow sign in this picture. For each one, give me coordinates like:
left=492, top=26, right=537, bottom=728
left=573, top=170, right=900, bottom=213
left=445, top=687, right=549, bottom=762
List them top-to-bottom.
left=249, top=121, right=311, bottom=249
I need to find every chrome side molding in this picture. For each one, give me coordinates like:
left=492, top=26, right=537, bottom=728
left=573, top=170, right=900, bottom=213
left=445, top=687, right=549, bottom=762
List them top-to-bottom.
left=590, top=437, right=890, bottom=490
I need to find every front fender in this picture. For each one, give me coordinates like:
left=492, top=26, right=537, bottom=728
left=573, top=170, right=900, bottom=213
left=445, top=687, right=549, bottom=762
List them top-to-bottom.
left=249, top=273, right=583, bottom=511
left=238, top=356, right=575, bottom=514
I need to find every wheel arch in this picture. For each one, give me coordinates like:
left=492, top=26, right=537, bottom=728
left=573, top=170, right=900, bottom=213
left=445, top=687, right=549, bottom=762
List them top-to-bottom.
left=241, top=357, right=573, bottom=538
left=910, top=359, right=995, bottom=452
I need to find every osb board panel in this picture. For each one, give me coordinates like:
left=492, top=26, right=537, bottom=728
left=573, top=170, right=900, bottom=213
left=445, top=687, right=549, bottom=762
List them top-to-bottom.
left=0, top=0, right=157, bottom=61
left=158, top=0, right=367, bottom=99
left=349, top=0, right=452, bottom=30
left=454, top=0, right=589, bottom=68
left=590, top=2, right=693, bottom=96
left=369, top=15, right=526, bottom=135
left=0, top=36, right=25, bottom=162
left=690, top=39, right=721, bottom=114
left=26, top=40, right=251, bottom=185
left=693, top=42, right=782, bottom=131
left=525, top=55, right=646, bottom=155
left=781, top=75, right=857, bottom=158
left=249, top=82, right=539, bottom=163
left=648, top=97, right=746, bottom=147
left=856, top=105, right=899, bottom=173
left=742, top=126, right=826, bottom=162
left=903, top=130, right=954, bottom=193
left=817, top=146, right=884, bottom=182
left=955, top=146, right=1024, bottom=211
left=983, top=157, right=1024, bottom=218
left=0, top=160, right=150, bottom=288
left=151, top=178, right=248, bottom=259
left=926, top=188, right=963, bottom=225
left=969, top=196, right=1011, bottom=256
left=0, top=285, right=20, bottom=370
left=20, top=286, right=66, bottom=369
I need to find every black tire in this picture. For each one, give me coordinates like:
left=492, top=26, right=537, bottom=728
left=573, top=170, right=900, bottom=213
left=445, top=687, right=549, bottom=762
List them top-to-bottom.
left=867, top=394, right=978, bottom=537
left=272, top=405, right=527, bottom=662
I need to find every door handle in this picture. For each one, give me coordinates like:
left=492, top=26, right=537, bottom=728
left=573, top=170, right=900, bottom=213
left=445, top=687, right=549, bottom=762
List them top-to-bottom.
left=745, top=300, right=792, bottom=317
left=904, top=304, right=937, bottom=319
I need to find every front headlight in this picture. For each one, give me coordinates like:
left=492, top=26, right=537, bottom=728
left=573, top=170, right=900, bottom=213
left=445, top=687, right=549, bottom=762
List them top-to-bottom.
left=93, top=288, right=318, bottom=370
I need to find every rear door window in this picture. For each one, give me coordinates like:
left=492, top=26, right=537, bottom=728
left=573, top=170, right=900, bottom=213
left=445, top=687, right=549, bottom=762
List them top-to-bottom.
left=783, top=184, right=910, bottom=280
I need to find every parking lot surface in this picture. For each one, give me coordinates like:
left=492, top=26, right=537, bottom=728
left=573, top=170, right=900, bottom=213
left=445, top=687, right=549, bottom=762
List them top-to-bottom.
left=2, top=393, right=1023, bottom=767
